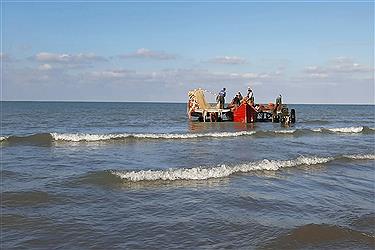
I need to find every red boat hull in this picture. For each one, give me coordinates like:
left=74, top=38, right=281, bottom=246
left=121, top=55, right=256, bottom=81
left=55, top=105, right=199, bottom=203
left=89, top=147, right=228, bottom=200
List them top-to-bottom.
left=233, top=102, right=257, bottom=123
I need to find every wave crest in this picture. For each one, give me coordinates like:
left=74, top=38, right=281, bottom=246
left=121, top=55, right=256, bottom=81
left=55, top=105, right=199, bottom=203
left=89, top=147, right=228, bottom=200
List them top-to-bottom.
left=1, top=126, right=373, bottom=144
left=48, top=126, right=375, bottom=142
left=328, top=127, right=364, bottom=133
left=274, top=130, right=296, bottom=134
left=51, top=131, right=257, bottom=142
left=344, top=154, right=375, bottom=160
left=111, top=156, right=334, bottom=182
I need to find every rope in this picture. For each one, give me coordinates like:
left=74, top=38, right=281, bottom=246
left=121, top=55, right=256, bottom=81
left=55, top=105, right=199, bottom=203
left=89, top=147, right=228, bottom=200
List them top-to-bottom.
left=202, top=89, right=218, bottom=97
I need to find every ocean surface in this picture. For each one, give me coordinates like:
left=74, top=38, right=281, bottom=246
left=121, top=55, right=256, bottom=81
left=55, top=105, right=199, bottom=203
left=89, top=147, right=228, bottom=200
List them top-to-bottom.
left=1, top=102, right=375, bottom=249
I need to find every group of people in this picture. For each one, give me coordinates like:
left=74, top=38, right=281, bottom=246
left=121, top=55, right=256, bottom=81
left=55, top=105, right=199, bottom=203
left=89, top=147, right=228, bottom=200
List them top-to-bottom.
left=216, top=87, right=255, bottom=109
left=216, top=87, right=284, bottom=112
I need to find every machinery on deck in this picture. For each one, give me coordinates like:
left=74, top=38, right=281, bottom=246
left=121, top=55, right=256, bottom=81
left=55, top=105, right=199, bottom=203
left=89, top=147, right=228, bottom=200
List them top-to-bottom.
left=187, top=88, right=296, bottom=124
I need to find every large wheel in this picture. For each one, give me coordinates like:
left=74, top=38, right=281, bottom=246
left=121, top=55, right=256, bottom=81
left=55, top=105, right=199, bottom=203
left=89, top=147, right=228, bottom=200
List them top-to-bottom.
left=290, top=109, right=296, bottom=123
left=273, top=115, right=280, bottom=123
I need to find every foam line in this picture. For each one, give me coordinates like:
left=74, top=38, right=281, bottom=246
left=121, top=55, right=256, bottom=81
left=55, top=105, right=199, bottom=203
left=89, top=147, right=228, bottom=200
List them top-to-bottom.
left=1, top=126, right=373, bottom=143
left=327, top=127, right=364, bottom=133
left=50, top=131, right=257, bottom=141
left=111, top=154, right=375, bottom=182
left=111, top=155, right=335, bottom=182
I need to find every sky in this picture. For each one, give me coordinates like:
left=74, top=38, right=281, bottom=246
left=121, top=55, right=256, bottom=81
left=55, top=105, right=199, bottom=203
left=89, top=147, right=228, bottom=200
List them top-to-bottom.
left=2, top=1, right=374, bottom=103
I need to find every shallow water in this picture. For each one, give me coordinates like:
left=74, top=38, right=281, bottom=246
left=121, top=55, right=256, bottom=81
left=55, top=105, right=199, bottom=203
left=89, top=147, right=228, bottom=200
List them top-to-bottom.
left=1, top=102, right=375, bottom=249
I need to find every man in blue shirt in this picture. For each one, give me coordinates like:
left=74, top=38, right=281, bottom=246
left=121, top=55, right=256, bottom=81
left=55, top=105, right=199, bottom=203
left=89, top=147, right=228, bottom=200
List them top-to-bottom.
left=217, top=88, right=226, bottom=109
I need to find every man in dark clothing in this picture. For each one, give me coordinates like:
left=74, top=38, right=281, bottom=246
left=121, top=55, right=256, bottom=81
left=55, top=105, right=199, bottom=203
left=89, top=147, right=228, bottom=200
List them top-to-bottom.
left=217, top=88, right=226, bottom=109
left=237, top=92, right=243, bottom=101
left=233, top=94, right=241, bottom=106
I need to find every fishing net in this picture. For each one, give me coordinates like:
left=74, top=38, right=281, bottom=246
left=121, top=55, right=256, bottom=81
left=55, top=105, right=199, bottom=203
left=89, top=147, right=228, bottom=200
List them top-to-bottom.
left=188, top=88, right=216, bottom=110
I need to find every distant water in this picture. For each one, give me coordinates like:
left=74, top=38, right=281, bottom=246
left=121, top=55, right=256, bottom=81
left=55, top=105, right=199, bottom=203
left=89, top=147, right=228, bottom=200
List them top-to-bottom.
left=2, top=102, right=375, bottom=249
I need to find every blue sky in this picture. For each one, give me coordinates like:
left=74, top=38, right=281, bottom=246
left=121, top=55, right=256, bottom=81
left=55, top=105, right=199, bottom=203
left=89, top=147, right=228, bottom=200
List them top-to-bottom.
left=2, top=2, right=374, bottom=103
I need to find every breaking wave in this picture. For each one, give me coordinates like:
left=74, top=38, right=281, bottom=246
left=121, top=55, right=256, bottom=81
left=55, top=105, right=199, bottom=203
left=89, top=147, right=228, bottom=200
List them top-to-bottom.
left=1, top=126, right=373, bottom=144
left=313, top=126, right=374, bottom=133
left=274, top=130, right=296, bottom=134
left=0, top=131, right=256, bottom=144
left=50, top=131, right=256, bottom=141
left=108, top=154, right=374, bottom=182
left=343, top=154, right=375, bottom=160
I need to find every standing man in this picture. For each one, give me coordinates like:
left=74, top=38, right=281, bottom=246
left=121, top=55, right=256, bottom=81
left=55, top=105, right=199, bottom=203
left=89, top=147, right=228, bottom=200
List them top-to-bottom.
left=217, top=87, right=226, bottom=109
left=247, top=87, right=254, bottom=105
left=275, top=94, right=282, bottom=112
left=276, top=94, right=282, bottom=105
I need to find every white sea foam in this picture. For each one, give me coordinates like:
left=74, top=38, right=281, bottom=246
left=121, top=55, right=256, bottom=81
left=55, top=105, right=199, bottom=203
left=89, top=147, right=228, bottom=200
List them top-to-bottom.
left=5, top=125, right=371, bottom=143
left=310, top=127, right=367, bottom=133
left=327, top=127, right=364, bottom=133
left=312, top=128, right=323, bottom=132
left=274, top=130, right=296, bottom=134
left=50, top=131, right=257, bottom=142
left=50, top=133, right=128, bottom=142
left=344, top=154, right=375, bottom=160
left=111, top=156, right=333, bottom=182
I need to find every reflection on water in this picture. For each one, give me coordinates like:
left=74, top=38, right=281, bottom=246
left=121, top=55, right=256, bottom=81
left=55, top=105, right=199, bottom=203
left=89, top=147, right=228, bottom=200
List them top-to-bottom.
left=188, top=120, right=255, bottom=133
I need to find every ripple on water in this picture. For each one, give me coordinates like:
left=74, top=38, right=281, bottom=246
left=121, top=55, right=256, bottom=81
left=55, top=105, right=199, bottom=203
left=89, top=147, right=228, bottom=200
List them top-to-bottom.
left=2, top=191, right=62, bottom=207
left=350, top=213, right=375, bottom=234
left=1, top=214, right=51, bottom=230
left=262, top=223, right=375, bottom=249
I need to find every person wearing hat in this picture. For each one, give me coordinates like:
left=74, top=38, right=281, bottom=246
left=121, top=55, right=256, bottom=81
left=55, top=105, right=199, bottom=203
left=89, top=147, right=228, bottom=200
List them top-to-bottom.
left=247, top=87, right=254, bottom=105
left=247, top=87, right=253, bottom=99
left=276, top=94, right=282, bottom=105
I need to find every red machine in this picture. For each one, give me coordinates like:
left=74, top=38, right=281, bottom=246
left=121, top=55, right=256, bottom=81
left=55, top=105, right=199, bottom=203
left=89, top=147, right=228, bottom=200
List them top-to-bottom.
left=187, top=88, right=295, bottom=124
left=233, top=102, right=257, bottom=123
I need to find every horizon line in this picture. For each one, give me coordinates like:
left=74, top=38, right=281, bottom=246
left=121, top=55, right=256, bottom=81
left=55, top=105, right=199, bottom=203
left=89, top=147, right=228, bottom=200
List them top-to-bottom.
left=1, top=100, right=374, bottom=105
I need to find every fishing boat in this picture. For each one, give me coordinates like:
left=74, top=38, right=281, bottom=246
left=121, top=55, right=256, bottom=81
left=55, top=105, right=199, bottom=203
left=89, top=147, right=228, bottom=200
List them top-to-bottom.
left=187, top=88, right=296, bottom=124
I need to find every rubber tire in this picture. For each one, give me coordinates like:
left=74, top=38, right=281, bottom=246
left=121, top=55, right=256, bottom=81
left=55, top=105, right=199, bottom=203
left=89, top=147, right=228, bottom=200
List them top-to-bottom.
left=290, top=109, right=296, bottom=123
left=273, top=115, right=280, bottom=123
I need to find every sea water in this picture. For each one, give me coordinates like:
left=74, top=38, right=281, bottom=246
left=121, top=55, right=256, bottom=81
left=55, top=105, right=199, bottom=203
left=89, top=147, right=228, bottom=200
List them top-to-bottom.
left=1, top=102, right=374, bottom=249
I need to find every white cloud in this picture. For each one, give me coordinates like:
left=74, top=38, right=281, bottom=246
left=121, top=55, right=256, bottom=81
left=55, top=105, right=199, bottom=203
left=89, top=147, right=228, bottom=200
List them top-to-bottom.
left=120, top=48, right=176, bottom=60
left=32, top=52, right=107, bottom=64
left=208, top=56, right=248, bottom=65
left=291, top=57, right=373, bottom=89
left=305, top=57, right=373, bottom=75
left=328, top=57, right=372, bottom=73
left=4, top=59, right=372, bottom=103
left=38, top=64, right=53, bottom=71
left=3, top=65, right=77, bottom=87
left=86, top=68, right=279, bottom=87
left=91, top=69, right=138, bottom=79
left=308, top=73, right=329, bottom=79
